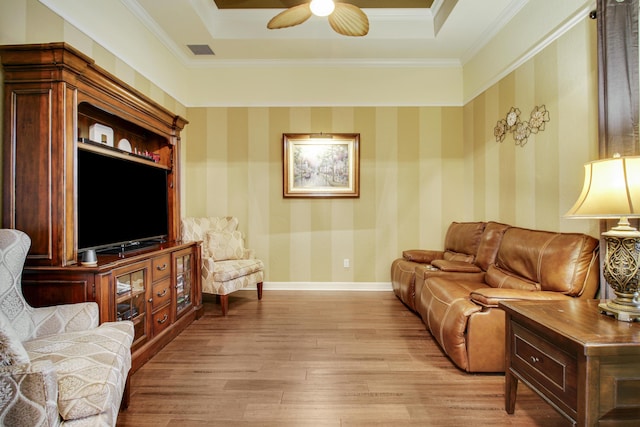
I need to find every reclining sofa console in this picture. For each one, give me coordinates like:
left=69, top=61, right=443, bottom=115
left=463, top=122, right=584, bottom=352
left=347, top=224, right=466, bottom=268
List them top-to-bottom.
left=391, top=221, right=600, bottom=372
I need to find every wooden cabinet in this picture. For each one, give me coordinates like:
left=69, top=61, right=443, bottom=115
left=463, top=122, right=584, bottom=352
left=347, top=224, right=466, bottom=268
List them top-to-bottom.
left=0, top=42, right=201, bottom=372
left=0, top=42, right=186, bottom=267
left=23, top=242, right=202, bottom=373
left=174, top=248, right=195, bottom=318
left=149, top=253, right=171, bottom=337
left=115, top=262, right=150, bottom=349
left=501, top=299, right=640, bottom=426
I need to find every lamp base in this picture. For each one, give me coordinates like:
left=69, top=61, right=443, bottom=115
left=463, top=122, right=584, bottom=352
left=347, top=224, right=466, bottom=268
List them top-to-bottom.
left=600, top=225, right=640, bottom=322
left=599, top=299, right=640, bottom=322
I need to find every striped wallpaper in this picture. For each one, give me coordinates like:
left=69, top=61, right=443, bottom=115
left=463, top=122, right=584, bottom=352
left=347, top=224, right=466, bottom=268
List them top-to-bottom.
left=1, top=1, right=600, bottom=288
left=183, top=18, right=599, bottom=287
left=184, top=106, right=465, bottom=287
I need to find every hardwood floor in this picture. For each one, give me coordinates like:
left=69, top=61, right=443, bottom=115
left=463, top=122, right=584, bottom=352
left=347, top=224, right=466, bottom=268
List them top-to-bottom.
left=116, top=290, right=570, bottom=426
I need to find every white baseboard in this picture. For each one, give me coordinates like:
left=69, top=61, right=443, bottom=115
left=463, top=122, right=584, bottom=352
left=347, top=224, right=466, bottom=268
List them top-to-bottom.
left=245, top=282, right=393, bottom=291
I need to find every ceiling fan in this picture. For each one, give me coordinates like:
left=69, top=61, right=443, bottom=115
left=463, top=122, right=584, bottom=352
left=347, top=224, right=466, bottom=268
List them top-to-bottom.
left=267, top=0, right=369, bottom=37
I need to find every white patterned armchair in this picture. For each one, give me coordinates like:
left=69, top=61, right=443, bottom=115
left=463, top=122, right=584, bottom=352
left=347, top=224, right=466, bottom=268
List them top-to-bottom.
left=181, top=217, right=264, bottom=315
left=0, top=229, right=134, bottom=427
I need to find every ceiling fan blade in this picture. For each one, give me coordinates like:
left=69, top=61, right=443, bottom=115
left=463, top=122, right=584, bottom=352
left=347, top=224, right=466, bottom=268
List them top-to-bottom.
left=328, top=3, right=369, bottom=37
left=267, top=4, right=313, bottom=30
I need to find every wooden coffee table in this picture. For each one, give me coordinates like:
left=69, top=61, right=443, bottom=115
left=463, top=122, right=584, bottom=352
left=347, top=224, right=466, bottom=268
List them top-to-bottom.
left=500, top=299, right=640, bottom=425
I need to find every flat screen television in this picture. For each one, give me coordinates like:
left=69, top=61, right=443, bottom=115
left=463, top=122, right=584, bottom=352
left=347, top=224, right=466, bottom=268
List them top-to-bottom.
left=77, top=148, right=169, bottom=253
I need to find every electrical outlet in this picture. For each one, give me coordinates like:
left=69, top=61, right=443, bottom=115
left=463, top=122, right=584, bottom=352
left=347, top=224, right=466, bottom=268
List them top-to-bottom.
left=343, top=258, right=350, bottom=268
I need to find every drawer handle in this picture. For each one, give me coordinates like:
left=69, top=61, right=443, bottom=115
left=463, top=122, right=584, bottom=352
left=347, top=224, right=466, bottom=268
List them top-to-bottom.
left=156, top=263, right=168, bottom=271
left=156, top=288, right=168, bottom=297
left=157, top=314, right=168, bottom=324
left=530, top=356, right=541, bottom=364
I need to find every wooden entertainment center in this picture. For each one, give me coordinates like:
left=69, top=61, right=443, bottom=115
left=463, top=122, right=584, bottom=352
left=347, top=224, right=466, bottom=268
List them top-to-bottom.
left=0, top=42, right=202, bottom=372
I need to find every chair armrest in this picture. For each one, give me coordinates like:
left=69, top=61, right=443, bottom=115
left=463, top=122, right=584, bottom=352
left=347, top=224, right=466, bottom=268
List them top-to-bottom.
left=243, top=248, right=255, bottom=259
left=402, top=249, right=444, bottom=264
left=201, top=257, right=216, bottom=280
left=202, top=257, right=215, bottom=269
left=431, top=259, right=482, bottom=273
left=419, top=269, right=486, bottom=283
left=470, top=288, right=574, bottom=308
left=31, top=302, right=99, bottom=337
left=0, top=360, right=59, bottom=426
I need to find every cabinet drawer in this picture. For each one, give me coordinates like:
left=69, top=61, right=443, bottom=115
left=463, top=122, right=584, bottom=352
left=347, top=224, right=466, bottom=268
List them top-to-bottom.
left=152, top=254, right=171, bottom=282
left=151, top=278, right=171, bottom=310
left=152, top=305, right=171, bottom=335
left=511, top=322, right=577, bottom=411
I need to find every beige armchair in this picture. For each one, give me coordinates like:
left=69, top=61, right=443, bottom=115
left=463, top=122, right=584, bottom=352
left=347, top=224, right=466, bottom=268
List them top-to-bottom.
left=181, top=217, right=264, bottom=315
left=0, top=229, right=134, bottom=426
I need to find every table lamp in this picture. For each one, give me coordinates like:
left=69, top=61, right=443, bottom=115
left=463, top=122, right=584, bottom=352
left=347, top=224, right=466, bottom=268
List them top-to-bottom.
left=565, top=154, right=640, bottom=322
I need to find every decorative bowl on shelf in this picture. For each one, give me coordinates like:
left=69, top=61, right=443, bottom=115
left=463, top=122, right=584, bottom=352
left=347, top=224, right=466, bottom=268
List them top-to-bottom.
left=117, top=138, right=132, bottom=152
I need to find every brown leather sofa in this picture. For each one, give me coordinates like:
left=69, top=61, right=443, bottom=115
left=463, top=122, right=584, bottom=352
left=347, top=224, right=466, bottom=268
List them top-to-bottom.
left=391, top=221, right=509, bottom=312
left=391, top=222, right=600, bottom=373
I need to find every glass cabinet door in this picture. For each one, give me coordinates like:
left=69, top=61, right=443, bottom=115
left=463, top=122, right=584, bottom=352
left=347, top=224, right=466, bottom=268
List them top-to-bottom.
left=175, top=252, right=192, bottom=316
left=115, top=267, right=148, bottom=346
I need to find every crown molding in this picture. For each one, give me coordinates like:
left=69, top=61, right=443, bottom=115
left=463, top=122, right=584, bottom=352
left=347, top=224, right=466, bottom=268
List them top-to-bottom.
left=463, top=2, right=595, bottom=104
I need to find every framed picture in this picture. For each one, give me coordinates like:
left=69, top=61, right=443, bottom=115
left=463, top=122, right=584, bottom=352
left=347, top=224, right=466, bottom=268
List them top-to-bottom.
left=283, top=133, right=360, bottom=198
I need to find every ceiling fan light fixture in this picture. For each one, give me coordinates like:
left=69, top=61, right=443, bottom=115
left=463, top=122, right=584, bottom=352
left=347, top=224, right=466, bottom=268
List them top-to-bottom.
left=310, top=0, right=335, bottom=17
left=267, top=1, right=368, bottom=37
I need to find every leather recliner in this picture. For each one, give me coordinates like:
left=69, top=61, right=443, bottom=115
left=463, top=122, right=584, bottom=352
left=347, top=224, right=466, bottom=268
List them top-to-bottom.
left=391, top=221, right=509, bottom=312
left=390, top=222, right=600, bottom=373
left=420, top=226, right=600, bottom=372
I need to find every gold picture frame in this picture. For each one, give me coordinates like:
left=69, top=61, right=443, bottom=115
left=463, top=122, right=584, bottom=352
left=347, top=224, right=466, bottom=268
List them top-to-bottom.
left=283, top=133, right=360, bottom=198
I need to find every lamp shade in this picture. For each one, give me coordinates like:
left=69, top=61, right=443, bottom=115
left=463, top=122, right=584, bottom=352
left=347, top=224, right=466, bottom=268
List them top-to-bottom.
left=565, top=156, right=640, bottom=218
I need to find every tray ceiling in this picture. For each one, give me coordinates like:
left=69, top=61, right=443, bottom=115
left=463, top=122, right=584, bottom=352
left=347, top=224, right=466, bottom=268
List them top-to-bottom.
left=106, top=0, right=528, bottom=65
left=213, top=1, right=435, bottom=9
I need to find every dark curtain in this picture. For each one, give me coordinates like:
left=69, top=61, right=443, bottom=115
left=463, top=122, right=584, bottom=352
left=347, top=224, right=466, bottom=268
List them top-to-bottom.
left=596, top=0, right=639, bottom=299
left=598, top=0, right=639, bottom=158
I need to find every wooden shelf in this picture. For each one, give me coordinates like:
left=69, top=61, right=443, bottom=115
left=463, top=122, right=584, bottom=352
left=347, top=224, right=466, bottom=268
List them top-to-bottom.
left=78, top=140, right=169, bottom=170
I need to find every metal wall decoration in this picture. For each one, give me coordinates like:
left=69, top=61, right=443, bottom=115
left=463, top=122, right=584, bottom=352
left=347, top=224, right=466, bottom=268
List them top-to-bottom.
left=494, top=105, right=550, bottom=147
